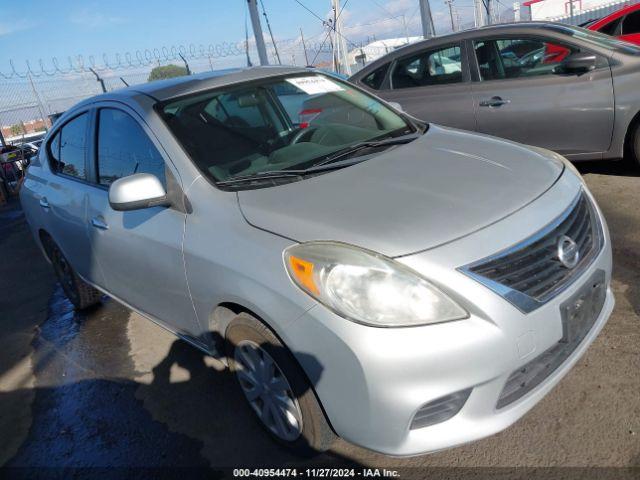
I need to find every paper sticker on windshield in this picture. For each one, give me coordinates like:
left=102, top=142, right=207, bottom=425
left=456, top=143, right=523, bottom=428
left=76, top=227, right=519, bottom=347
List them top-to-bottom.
left=286, top=76, right=344, bottom=94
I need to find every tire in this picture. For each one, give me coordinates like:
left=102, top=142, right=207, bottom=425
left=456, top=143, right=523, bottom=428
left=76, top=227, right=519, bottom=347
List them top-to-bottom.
left=626, top=121, right=640, bottom=169
left=49, top=242, right=102, bottom=310
left=226, top=312, right=336, bottom=456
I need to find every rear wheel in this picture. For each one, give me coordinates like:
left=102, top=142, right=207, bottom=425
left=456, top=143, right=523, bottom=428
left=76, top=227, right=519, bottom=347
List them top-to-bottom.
left=626, top=121, right=640, bottom=169
left=50, top=242, right=102, bottom=310
left=226, top=313, right=336, bottom=456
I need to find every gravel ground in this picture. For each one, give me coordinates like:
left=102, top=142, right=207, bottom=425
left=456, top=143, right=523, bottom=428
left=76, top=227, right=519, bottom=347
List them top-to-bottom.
left=0, top=160, right=638, bottom=478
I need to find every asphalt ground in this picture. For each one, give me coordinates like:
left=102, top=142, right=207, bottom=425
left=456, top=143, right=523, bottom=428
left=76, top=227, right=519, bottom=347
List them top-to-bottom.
left=0, top=159, right=638, bottom=479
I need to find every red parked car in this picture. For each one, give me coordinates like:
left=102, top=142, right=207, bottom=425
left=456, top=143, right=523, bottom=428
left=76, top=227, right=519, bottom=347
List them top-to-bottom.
left=540, top=3, right=640, bottom=63
left=586, top=3, right=640, bottom=45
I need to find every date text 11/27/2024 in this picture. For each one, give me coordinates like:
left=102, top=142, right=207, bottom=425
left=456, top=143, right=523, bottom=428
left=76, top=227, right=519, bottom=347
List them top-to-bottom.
left=233, top=468, right=400, bottom=478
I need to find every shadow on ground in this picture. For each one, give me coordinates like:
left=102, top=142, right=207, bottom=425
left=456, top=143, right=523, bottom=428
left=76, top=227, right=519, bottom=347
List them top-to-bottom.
left=575, top=158, right=640, bottom=177
left=3, top=287, right=362, bottom=473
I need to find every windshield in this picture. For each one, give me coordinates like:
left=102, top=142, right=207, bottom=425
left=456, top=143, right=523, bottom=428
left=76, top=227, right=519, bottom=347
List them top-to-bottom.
left=552, top=24, right=640, bottom=53
left=158, top=73, right=414, bottom=184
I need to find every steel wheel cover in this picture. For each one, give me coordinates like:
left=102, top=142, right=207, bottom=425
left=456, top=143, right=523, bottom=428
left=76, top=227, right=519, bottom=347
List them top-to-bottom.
left=234, top=341, right=303, bottom=441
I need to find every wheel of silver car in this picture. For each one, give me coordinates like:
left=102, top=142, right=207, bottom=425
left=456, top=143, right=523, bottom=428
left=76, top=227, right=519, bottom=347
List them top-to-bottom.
left=629, top=122, right=640, bottom=169
left=49, top=241, right=102, bottom=311
left=226, top=312, right=336, bottom=456
left=234, top=340, right=303, bottom=441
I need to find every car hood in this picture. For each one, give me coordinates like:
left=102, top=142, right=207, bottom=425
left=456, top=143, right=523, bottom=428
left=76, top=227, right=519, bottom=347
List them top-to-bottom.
left=237, top=125, right=563, bottom=257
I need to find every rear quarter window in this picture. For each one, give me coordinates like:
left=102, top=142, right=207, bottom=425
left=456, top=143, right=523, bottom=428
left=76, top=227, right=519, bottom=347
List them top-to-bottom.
left=47, top=113, right=89, bottom=180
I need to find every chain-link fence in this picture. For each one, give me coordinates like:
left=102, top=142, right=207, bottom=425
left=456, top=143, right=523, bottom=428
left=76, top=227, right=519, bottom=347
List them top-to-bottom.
left=0, top=34, right=391, bottom=146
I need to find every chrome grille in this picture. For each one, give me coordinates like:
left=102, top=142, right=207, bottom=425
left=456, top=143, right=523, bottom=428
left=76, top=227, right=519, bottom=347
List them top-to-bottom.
left=462, top=191, right=603, bottom=313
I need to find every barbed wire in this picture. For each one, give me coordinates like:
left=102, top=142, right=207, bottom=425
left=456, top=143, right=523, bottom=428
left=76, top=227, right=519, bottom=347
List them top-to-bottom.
left=0, top=35, right=394, bottom=80
left=1, top=41, right=383, bottom=79
left=0, top=42, right=249, bottom=79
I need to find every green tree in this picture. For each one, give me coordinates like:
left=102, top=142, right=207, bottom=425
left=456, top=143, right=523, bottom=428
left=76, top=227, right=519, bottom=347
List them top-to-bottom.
left=147, top=64, right=188, bottom=82
left=10, top=124, right=24, bottom=136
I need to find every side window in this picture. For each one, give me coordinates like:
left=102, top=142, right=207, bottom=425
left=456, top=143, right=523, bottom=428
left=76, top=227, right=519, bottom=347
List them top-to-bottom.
left=622, top=11, right=640, bottom=35
left=599, top=17, right=622, bottom=36
left=474, top=38, right=576, bottom=81
left=391, top=45, right=463, bottom=89
left=362, top=63, right=390, bottom=90
left=97, top=108, right=166, bottom=187
left=48, top=113, right=88, bottom=179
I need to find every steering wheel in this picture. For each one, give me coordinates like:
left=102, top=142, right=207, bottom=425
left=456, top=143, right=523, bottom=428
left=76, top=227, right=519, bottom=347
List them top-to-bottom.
left=290, top=126, right=318, bottom=145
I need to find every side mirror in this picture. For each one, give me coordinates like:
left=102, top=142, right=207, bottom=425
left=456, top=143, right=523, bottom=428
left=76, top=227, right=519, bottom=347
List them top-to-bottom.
left=557, top=52, right=597, bottom=74
left=388, top=101, right=404, bottom=112
left=108, top=173, right=170, bottom=211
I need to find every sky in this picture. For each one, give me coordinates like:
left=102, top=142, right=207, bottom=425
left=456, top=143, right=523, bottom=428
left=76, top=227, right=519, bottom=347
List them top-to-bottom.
left=0, top=0, right=478, bottom=75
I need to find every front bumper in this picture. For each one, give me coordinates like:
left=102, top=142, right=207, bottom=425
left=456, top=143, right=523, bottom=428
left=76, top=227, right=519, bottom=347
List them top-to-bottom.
left=281, top=175, right=614, bottom=456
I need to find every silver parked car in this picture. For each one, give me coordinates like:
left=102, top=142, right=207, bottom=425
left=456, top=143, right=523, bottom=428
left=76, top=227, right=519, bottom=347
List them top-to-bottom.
left=350, top=22, right=640, bottom=166
left=20, top=67, right=614, bottom=456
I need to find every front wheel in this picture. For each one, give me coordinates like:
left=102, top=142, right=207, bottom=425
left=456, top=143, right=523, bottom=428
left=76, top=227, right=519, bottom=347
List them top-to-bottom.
left=49, top=242, right=102, bottom=310
left=226, top=313, right=335, bottom=456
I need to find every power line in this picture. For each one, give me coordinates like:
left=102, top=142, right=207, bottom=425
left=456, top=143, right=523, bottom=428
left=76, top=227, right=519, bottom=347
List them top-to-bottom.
left=291, top=0, right=358, bottom=48
left=368, top=0, right=404, bottom=20
left=310, top=30, right=332, bottom=65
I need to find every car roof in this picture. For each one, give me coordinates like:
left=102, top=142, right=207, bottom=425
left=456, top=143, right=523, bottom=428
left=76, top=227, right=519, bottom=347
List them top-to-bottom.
left=350, top=21, right=587, bottom=79
left=416, top=21, right=585, bottom=48
left=75, top=65, right=310, bottom=107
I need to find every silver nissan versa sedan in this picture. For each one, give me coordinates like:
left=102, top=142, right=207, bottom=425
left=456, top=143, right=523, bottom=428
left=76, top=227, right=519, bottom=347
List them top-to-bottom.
left=350, top=22, right=640, bottom=166
left=20, top=67, right=614, bottom=456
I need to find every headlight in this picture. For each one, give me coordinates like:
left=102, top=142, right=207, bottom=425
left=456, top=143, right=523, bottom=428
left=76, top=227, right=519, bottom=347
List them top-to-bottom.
left=284, top=242, right=468, bottom=327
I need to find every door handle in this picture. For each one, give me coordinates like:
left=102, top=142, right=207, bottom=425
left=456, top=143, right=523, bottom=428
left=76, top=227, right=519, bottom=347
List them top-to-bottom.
left=479, top=96, right=511, bottom=107
left=39, top=197, right=50, bottom=209
left=91, top=216, right=109, bottom=230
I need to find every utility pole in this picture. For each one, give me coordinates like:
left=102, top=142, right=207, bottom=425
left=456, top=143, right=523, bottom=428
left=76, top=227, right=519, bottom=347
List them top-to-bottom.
left=247, top=0, right=269, bottom=65
left=259, top=0, right=281, bottom=64
left=331, top=0, right=351, bottom=75
left=418, top=0, right=436, bottom=38
left=445, top=0, right=456, bottom=31
left=474, top=0, right=485, bottom=26
left=569, top=0, right=575, bottom=23
left=300, top=28, right=310, bottom=66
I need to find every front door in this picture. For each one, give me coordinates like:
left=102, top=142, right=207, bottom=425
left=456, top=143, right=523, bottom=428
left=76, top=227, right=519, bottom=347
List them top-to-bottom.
left=470, top=36, right=614, bottom=156
left=375, top=43, right=477, bottom=132
left=85, top=105, right=199, bottom=335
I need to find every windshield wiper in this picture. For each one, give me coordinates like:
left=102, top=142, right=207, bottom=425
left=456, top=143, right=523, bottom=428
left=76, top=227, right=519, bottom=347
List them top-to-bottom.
left=216, top=134, right=421, bottom=188
left=309, top=134, right=421, bottom=169
left=216, top=160, right=361, bottom=187
left=216, top=170, right=306, bottom=186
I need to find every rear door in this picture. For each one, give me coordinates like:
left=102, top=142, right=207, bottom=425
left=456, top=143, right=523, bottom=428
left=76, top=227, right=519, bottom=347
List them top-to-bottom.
left=470, top=35, right=614, bottom=156
left=365, top=43, right=476, bottom=131
left=84, top=104, right=199, bottom=335
left=42, top=111, right=98, bottom=282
